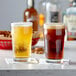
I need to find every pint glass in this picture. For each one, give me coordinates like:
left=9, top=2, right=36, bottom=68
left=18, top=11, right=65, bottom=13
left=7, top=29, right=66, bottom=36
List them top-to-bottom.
left=11, top=22, right=32, bottom=62
left=44, top=23, right=65, bottom=63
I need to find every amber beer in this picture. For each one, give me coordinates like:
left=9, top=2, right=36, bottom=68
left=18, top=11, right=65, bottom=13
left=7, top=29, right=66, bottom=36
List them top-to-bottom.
left=11, top=22, right=32, bottom=62
left=44, top=23, right=65, bottom=62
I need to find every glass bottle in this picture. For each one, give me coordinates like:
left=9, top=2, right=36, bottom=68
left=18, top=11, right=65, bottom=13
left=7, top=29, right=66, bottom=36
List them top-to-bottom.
left=24, top=0, right=39, bottom=46
left=39, top=0, right=46, bottom=40
left=63, top=0, right=73, bottom=41
left=64, top=0, right=76, bottom=41
left=46, top=1, right=60, bottom=23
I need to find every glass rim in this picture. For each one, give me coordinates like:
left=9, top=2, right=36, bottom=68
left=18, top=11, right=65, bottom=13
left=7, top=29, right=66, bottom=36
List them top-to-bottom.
left=11, top=22, right=32, bottom=27
left=44, top=23, right=65, bottom=29
left=44, top=23, right=64, bottom=26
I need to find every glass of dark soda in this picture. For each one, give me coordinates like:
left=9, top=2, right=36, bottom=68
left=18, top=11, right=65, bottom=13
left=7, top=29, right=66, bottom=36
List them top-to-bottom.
left=44, top=23, right=65, bottom=63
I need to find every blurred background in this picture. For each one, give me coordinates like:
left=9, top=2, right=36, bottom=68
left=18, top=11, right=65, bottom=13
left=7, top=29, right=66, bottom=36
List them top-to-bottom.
left=0, top=0, right=69, bottom=30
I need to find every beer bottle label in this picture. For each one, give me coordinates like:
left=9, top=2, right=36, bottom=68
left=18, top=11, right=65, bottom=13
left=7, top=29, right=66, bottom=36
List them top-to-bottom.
left=51, top=12, right=59, bottom=22
left=66, top=15, right=76, bottom=38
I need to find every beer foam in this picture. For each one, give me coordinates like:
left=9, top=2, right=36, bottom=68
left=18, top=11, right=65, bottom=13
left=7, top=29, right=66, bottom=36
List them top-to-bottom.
left=11, top=22, right=32, bottom=27
left=44, top=23, right=65, bottom=29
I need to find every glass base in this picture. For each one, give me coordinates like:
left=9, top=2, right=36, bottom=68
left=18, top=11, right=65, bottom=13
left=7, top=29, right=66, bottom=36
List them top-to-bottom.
left=14, top=58, right=29, bottom=62
left=46, top=59, right=63, bottom=63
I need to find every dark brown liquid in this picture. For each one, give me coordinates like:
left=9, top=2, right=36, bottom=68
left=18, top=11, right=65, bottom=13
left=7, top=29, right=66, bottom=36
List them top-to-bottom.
left=44, top=26, right=65, bottom=59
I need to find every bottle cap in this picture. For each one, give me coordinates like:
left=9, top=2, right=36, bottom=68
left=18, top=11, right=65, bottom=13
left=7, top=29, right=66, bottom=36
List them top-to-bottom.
left=28, top=0, right=34, bottom=8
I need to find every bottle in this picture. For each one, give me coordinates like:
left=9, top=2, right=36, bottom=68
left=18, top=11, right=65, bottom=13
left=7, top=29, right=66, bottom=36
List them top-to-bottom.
left=24, top=0, right=39, bottom=46
left=63, top=0, right=73, bottom=41
left=64, top=0, right=76, bottom=41
left=39, top=1, right=45, bottom=40
left=39, top=1, right=45, bottom=27
left=46, top=2, right=60, bottom=23
left=39, top=13, right=45, bottom=40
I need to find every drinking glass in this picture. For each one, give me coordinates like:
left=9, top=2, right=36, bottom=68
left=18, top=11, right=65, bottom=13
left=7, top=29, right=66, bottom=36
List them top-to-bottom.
left=11, top=22, right=32, bottom=62
left=44, top=23, right=65, bottom=63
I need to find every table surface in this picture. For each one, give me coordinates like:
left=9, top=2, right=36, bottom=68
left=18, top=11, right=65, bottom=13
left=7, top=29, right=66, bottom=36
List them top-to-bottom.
left=0, top=41, right=76, bottom=70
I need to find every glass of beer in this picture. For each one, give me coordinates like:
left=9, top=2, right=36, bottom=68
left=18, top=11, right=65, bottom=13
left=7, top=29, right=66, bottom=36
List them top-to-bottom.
left=11, top=22, right=32, bottom=62
left=44, top=23, right=65, bottom=63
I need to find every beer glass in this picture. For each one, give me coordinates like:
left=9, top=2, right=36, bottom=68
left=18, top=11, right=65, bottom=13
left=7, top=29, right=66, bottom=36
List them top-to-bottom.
left=11, top=22, right=32, bottom=62
left=44, top=23, right=65, bottom=63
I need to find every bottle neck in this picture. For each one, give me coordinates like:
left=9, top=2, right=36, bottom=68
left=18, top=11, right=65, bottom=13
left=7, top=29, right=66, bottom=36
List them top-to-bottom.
left=27, top=0, right=34, bottom=8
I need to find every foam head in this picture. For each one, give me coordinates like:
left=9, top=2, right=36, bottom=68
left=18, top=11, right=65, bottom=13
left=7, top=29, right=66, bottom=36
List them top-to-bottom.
left=11, top=22, right=32, bottom=27
left=44, top=23, right=65, bottom=29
